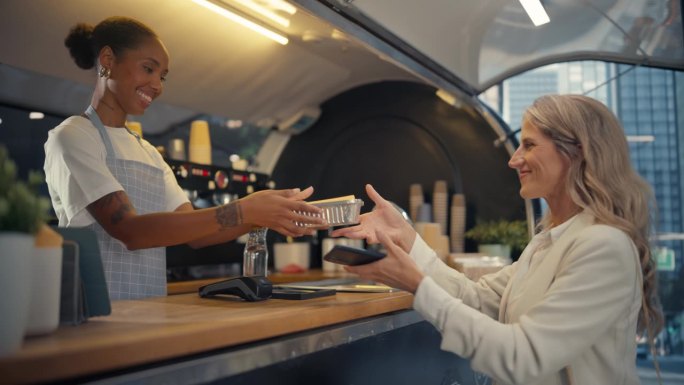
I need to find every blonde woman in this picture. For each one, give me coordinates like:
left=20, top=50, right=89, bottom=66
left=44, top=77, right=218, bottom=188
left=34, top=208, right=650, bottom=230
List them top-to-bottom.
left=333, top=94, right=662, bottom=384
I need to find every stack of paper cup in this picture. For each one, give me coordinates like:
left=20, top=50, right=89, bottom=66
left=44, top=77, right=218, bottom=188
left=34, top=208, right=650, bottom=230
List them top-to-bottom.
left=189, top=120, right=212, bottom=165
left=126, top=121, right=143, bottom=138
left=433, top=180, right=448, bottom=235
left=409, top=184, right=424, bottom=223
left=450, top=193, right=466, bottom=253
left=416, top=203, right=432, bottom=222
left=415, top=222, right=450, bottom=261
left=433, top=235, right=450, bottom=262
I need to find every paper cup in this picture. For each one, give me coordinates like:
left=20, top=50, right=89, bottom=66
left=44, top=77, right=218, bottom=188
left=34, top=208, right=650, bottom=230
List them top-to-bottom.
left=189, top=120, right=211, bottom=165
left=433, top=180, right=448, bottom=235
left=409, top=184, right=424, bottom=222
left=274, top=243, right=310, bottom=272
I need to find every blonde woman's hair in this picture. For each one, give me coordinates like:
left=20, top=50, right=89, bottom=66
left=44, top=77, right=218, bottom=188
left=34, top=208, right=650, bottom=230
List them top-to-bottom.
left=523, top=94, right=663, bottom=344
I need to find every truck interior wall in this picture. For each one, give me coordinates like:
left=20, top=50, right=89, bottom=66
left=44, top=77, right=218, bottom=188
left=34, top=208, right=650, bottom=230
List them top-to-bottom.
left=273, top=80, right=527, bottom=250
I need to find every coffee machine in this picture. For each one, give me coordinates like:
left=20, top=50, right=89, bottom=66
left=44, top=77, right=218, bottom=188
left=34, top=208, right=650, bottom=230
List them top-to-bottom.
left=166, top=158, right=272, bottom=204
left=165, top=159, right=273, bottom=281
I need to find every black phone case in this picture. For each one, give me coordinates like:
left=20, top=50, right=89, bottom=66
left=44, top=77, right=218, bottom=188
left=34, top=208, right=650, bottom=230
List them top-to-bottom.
left=323, top=245, right=386, bottom=266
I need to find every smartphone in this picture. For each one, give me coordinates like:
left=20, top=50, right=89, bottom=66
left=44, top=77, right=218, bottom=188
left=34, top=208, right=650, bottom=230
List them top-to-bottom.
left=323, top=245, right=386, bottom=266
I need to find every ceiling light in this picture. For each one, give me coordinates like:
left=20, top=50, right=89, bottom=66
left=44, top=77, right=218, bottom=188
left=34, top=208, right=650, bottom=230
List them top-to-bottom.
left=191, top=0, right=288, bottom=45
left=225, top=0, right=291, bottom=27
left=266, top=0, right=296, bottom=15
left=519, top=0, right=550, bottom=26
left=331, top=29, right=349, bottom=43
left=302, top=30, right=324, bottom=43
left=436, top=89, right=456, bottom=105
left=436, top=89, right=464, bottom=109
left=438, top=89, right=467, bottom=109
left=29, top=112, right=44, bottom=120
left=226, top=119, right=243, bottom=129
left=626, top=135, right=655, bottom=143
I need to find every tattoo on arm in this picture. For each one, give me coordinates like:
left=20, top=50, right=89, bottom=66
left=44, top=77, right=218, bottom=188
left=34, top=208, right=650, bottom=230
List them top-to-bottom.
left=91, top=191, right=133, bottom=225
left=111, top=202, right=132, bottom=224
left=216, top=202, right=243, bottom=229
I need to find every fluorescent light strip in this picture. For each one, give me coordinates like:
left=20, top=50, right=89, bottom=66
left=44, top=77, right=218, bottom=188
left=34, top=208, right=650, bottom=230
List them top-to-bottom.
left=192, top=0, right=288, bottom=45
left=228, top=0, right=290, bottom=27
left=267, top=0, right=296, bottom=15
left=519, top=0, right=550, bottom=26
left=436, top=89, right=456, bottom=106
left=29, top=112, right=44, bottom=120
left=626, top=135, right=655, bottom=143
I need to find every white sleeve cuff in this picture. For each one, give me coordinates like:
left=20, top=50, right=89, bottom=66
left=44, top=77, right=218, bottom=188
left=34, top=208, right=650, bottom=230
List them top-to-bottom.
left=409, top=234, right=439, bottom=272
left=414, top=275, right=489, bottom=360
left=414, top=276, right=458, bottom=333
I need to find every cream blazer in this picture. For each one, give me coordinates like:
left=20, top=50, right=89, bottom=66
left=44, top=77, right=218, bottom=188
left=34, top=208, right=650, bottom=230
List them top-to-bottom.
left=411, top=212, right=642, bottom=385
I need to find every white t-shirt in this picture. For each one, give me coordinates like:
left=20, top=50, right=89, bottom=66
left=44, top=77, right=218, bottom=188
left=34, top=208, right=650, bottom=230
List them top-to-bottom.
left=44, top=116, right=188, bottom=227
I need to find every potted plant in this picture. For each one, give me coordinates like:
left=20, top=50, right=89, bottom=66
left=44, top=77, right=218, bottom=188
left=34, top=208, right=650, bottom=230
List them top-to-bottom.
left=0, top=145, right=51, bottom=356
left=465, top=219, right=529, bottom=259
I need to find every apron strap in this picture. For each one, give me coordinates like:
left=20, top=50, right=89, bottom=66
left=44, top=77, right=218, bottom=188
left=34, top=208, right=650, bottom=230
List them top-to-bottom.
left=84, top=105, right=117, bottom=157
left=84, top=106, right=144, bottom=156
left=124, top=126, right=143, bottom=144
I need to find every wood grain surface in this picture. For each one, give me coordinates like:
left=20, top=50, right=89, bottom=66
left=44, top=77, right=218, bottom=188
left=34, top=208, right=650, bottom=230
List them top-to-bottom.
left=0, top=288, right=413, bottom=385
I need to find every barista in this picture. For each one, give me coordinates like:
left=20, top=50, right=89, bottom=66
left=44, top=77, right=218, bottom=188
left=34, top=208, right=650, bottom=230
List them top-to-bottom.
left=44, top=16, right=323, bottom=300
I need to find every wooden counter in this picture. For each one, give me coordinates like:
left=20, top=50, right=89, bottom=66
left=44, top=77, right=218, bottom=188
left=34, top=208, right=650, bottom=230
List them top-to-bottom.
left=0, top=289, right=413, bottom=385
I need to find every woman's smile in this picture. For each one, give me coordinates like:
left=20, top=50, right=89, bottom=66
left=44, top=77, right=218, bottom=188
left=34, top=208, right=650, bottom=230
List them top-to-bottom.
left=136, top=89, right=153, bottom=108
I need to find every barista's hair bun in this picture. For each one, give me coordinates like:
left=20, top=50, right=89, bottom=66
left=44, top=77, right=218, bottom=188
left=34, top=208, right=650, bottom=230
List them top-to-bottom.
left=64, top=23, right=96, bottom=70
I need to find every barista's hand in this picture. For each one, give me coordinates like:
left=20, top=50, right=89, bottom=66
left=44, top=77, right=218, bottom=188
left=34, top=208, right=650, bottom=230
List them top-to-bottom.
left=332, top=184, right=416, bottom=253
left=239, top=187, right=324, bottom=237
left=345, top=231, right=424, bottom=293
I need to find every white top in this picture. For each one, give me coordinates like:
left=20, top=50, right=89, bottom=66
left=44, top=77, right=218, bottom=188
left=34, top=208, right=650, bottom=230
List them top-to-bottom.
left=44, top=116, right=188, bottom=227
left=409, top=212, right=641, bottom=385
left=503, top=216, right=576, bottom=321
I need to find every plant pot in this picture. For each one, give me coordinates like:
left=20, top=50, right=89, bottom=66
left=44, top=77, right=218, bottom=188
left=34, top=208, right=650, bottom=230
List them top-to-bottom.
left=0, top=232, right=33, bottom=357
left=477, top=244, right=511, bottom=259
left=25, top=245, right=63, bottom=336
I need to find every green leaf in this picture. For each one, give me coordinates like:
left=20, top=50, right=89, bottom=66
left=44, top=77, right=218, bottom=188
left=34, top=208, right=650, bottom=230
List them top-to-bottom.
left=0, top=145, right=48, bottom=234
left=465, top=219, right=529, bottom=250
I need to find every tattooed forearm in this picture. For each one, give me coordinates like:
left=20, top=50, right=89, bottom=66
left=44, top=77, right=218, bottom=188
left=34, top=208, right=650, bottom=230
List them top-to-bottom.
left=216, top=201, right=243, bottom=229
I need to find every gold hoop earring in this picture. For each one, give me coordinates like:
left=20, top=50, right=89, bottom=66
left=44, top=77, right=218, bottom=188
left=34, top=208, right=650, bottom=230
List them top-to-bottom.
left=99, top=66, right=111, bottom=78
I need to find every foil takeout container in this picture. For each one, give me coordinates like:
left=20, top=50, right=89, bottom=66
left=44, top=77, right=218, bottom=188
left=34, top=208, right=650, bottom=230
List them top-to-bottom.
left=296, top=199, right=364, bottom=227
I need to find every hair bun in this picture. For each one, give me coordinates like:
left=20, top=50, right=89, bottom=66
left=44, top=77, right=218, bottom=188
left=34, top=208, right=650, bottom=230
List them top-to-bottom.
left=64, top=22, right=95, bottom=69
